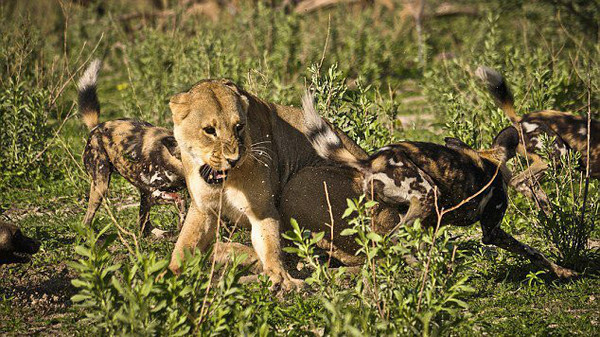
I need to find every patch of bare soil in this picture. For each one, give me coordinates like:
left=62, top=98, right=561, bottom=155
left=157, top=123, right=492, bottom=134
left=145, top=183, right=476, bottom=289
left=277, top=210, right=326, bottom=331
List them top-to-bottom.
left=0, top=262, right=78, bottom=336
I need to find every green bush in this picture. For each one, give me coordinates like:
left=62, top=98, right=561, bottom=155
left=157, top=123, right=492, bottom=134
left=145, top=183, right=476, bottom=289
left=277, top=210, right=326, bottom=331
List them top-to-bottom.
left=423, top=14, right=591, bottom=149
left=0, top=17, right=57, bottom=189
left=309, top=64, right=397, bottom=152
left=0, top=78, right=54, bottom=188
left=534, top=135, right=599, bottom=266
left=70, top=195, right=475, bottom=336
left=284, top=196, right=475, bottom=336
left=70, top=222, right=284, bottom=336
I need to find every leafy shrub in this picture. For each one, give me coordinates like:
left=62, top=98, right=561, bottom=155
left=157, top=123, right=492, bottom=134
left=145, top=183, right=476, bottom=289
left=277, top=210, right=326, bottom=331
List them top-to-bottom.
left=423, top=14, right=588, bottom=149
left=0, top=18, right=57, bottom=189
left=309, top=64, right=397, bottom=152
left=0, top=78, right=54, bottom=188
left=533, top=135, right=599, bottom=265
left=70, top=195, right=475, bottom=336
left=284, top=196, right=475, bottom=336
left=70, top=222, right=290, bottom=336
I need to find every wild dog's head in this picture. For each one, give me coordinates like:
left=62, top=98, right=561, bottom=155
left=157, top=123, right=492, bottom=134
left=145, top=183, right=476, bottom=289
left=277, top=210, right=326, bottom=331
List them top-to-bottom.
left=169, top=79, right=251, bottom=185
left=450, top=126, right=520, bottom=183
left=490, top=126, right=520, bottom=162
left=0, top=221, right=40, bottom=264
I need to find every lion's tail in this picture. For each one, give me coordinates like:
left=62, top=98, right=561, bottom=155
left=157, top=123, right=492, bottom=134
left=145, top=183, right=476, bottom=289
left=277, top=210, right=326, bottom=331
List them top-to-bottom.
left=78, top=59, right=102, bottom=130
left=476, top=66, right=520, bottom=125
left=301, top=92, right=368, bottom=172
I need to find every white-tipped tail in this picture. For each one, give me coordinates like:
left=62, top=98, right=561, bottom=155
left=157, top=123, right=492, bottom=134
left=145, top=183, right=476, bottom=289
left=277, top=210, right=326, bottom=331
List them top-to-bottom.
left=78, top=59, right=102, bottom=91
left=78, top=59, right=102, bottom=130
left=475, top=65, right=519, bottom=124
left=475, top=66, right=503, bottom=87
left=301, top=91, right=365, bottom=171
left=301, top=92, right=342, bottom=158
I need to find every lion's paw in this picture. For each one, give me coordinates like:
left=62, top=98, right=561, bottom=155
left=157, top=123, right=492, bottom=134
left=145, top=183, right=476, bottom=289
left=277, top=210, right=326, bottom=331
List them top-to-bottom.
left=553, top=266, right=578, bottom=279
left=266, top=269, right=304, bottom=292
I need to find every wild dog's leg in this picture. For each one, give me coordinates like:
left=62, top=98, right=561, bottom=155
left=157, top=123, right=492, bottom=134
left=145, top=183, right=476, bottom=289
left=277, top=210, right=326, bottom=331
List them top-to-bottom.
left=83, top=145, right=112, bottom=226
left=511, top=150, right=550, bottom=211
left=83, top=180, right=110, bottom=225
left=480, top=189, right=576, bottom=278
left=138, top=191, right=153, bottom=234
left=138, top=191, right=170, bottom=239
left=398, top=195, right=434, bottom=227
left=169, top=204, right=217, bottom=274
left=213, top=242, right=263, bottom=274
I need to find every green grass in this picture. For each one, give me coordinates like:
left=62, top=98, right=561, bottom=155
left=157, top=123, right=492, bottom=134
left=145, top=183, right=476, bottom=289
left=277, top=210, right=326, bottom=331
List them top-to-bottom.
left=1, top=0, right=599, bottom=335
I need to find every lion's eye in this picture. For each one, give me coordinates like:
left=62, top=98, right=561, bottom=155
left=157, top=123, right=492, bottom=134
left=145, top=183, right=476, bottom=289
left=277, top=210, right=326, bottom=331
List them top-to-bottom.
left=235, top=123, right=245, bottom=133
left=203, top=126, right=216, bottom=135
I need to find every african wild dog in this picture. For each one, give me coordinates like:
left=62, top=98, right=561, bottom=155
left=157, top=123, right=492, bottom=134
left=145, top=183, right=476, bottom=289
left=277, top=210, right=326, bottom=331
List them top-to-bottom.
left=79, top=60, right=186, bottom=238
left=477, top=66, right=600, bottom=210
left=302, top=92, right=576, bottom=278
left=0, top=221, right=40, bottom=265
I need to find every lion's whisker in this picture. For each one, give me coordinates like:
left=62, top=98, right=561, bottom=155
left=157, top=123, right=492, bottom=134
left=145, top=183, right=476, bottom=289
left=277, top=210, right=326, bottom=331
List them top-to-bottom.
left=251, top=140, right=271, bottom=146
left=251, top=146, right=274, bottom=157
left=252, top=149, right=273, bottom=162
left=249, top=152, right=270, bottom=168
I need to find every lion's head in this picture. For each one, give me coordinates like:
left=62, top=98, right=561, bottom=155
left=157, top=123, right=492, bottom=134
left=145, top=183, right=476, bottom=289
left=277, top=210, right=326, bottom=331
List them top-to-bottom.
left=169, top=79, right=250, bottom=185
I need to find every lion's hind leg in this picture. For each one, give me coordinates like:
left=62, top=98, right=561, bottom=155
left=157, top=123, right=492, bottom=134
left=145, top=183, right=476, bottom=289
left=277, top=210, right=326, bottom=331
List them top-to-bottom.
left=213, top=242, right=263, bottom=274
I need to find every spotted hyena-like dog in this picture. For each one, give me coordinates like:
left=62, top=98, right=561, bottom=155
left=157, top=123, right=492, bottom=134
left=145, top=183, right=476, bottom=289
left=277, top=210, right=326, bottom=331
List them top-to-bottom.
left=79, top=60, right=186, bottom=238
left=477, top=66, right=600, bottom=210
left=302, top=92, right=576, bottom=278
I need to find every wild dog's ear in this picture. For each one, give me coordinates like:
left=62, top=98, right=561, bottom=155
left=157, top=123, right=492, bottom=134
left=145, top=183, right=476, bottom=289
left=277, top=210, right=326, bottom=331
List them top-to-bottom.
left=169, top=92, right=190, bottom=124
left=492, top=126, right=520, bottom=162
left=444, top=137, right=472, bottom=151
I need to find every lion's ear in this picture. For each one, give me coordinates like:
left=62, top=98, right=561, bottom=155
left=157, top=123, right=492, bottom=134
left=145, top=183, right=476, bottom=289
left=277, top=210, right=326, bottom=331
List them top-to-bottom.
left=222, top=80, right=250, bottom=112
left=169, top=92, right=190, bottom=124
left=239, top=93, right=249, bottom=112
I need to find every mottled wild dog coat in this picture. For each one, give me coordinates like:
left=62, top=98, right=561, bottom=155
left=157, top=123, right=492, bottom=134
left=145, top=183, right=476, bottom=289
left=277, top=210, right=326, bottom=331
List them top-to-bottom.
left=79, top=60, right=186, bottom=237
left=477, top=66, right=600, bottom=210
left=302, top=93, right=576, bottom=278
left=0, top=221, right=40, bottom=265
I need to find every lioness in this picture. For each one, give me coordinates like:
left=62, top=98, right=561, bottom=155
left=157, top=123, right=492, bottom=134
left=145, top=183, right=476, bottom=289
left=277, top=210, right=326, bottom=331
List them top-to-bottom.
left=168, top=80, right=399, bottom=289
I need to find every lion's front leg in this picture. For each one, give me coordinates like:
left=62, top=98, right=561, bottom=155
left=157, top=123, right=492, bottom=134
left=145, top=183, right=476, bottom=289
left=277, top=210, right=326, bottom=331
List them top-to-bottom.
left=169, top=204, right=217, bottom=274
left=246, top=207, right=303, bottom=291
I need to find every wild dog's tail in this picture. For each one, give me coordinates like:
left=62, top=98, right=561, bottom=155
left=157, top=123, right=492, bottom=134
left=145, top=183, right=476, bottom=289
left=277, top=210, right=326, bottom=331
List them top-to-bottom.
left=78, top=59, right=102, bottom=130
left=476, top=66, right=520, bottom=125
left=301, top=92, right=368, bottom=172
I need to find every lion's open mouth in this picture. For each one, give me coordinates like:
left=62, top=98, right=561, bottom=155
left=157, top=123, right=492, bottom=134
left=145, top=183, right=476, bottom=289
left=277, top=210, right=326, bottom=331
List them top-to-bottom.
left=200, top=164, right=229, bottom=184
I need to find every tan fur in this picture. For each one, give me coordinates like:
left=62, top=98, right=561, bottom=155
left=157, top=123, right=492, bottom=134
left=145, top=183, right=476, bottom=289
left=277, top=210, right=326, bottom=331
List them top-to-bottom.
left=168, top=80, right=399, bottom=289
left=501, top=102, right=520, bottom=125
left=82, top=112, right=99, bottom=130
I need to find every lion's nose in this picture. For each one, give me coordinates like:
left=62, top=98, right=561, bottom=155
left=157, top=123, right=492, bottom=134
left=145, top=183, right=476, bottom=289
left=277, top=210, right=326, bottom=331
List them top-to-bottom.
left=227, top=158, right=239, bottom=168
